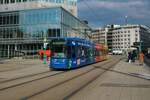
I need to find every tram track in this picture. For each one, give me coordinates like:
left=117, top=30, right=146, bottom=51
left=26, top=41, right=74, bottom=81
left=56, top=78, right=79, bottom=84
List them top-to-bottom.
left=0, top=58, right=112, bottom=90
left=21, top=58, right=121, bottom=100
left=63, top=58, right=121, bottom=100
left=0, top=59, right=114, bottom=100
left=0, top=60, right=43, bottom=73
left=0, top=63, right=44, bottom=73
left=0, top=66, right=31, bottom=73
left=0, top=70, right=65, bottom=91
left=0, top=70, right=50, bottom=84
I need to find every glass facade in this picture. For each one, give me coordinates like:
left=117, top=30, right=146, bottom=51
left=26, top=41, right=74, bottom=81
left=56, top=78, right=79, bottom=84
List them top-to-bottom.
left=0, top=7, right=91, bottom=58
left=0, top=8, right=61, bottom=39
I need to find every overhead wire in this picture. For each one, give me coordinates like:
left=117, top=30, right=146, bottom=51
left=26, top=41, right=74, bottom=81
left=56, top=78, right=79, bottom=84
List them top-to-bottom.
left=79, top=0, right=102, bottom=26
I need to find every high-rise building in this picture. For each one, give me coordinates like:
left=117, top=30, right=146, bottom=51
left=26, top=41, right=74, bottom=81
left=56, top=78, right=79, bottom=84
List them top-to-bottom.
left=0, top=0, right=77, bottom=16
left=0, top=0, right=91, bottom=58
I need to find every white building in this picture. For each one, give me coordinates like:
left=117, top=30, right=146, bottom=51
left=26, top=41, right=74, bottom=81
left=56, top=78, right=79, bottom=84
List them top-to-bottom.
left=0, top=0, right=77, bottom=16
left=92, top=24, right=150, bottom=53
left=112, top=25, right=150, bottom=52
left=92, top=28, right=108, bottom=45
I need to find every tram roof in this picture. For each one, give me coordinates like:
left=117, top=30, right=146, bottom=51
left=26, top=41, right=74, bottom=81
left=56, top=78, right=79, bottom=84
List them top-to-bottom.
left=51, top=37, right=94, bottom=45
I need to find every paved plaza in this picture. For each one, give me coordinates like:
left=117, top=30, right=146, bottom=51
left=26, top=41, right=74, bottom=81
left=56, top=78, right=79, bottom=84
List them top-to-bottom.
left=69, top=59, right=150, bottom=100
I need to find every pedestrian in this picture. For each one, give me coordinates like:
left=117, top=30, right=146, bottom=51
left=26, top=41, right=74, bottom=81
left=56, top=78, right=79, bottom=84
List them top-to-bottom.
left=132, top=51, right=136, bottom=62
left=128, top=52, right=132, bottom=63
left=139, top=52, right=144, bottom=65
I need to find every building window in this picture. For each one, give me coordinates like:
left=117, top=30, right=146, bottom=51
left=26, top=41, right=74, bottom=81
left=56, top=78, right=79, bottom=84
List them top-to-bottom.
left=0, top=0, right=3, bottom=4
left=5, top=0, right=9, bottom=4
left=10, top=0, right=15, bottom=3
left=16, top=0, right=22, bottom=2
left=23, top=0, right=27, bottom=2
left=0, top=15, right=2, bottom=25
left=48, top=29, right=60, bottom=37
left=135, top=38, right=138, bottom=41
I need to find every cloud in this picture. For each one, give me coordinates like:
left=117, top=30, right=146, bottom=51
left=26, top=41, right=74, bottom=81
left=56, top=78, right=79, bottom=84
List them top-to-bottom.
left=77, top=0, right=150, bottom=27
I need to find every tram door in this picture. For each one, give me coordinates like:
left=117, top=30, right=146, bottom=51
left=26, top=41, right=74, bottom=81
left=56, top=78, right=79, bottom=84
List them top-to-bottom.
left=67, top=45, right=76, bottom=59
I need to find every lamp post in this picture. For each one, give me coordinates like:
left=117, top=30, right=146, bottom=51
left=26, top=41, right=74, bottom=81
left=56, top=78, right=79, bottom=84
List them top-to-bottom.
left=125, top=16, right=128, bottom=24
left=43, top=37, right=47, bottom=64
left=139, top=41, right=143, bottom=53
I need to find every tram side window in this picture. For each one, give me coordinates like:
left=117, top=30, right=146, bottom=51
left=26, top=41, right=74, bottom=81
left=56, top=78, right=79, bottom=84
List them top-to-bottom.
left=67, top=46, right=71, bottom=58
left=67, top=46, right=76, bottom=58
left=72, top=46, right=76, bottom=58
left=77, top=46, right=82, bottom=58
left=81, top=47, right=85, bottom=57
left=85, top=47, right=88, bottom=58
left=87, top=48, right=93, bottom=57
left=91, top=48, right=94, bottom=57
left=94, top=49, right=100, bottom=56
left=96, top=49, right=100, bottom=56
left=100, top=50, right=103, bottom=56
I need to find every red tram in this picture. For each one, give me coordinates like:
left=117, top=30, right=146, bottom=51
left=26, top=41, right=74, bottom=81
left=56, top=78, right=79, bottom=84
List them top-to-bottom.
left=95, top=44, right=108, bottom=62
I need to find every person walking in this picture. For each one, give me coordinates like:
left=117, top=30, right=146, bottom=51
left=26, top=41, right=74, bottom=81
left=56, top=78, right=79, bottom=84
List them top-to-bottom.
left=132, top=51, right=136, bottom=62
left=128, top=52, right=132, bottom=63
left=139, top=52, right=144, bottom=65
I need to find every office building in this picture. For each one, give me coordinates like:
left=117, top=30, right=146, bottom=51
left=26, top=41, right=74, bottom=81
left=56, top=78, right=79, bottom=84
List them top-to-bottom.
left=0, top=0, right=91, bottom=58
left=0, top=0, right=77, bottom=16
left=92, top=24, right=150, bottom=53
left=112, top=25, right=150, bottom=52
left=92, top=26, right=113, bottom=52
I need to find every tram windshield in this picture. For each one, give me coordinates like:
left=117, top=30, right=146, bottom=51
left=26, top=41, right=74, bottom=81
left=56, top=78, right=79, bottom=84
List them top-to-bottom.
left=51, top=39, right=66, bottom=58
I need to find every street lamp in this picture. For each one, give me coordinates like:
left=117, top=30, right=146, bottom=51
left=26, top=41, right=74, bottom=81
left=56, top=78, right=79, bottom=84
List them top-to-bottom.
left=125, top=16, right=128, bottom=24
left=43, top=36, right=47, bottom=64
left=139, top=41, right=143, bottom=53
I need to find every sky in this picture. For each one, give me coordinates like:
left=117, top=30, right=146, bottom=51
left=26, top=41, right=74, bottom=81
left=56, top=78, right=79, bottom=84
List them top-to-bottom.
left=77, top=0, right=150, bottom=28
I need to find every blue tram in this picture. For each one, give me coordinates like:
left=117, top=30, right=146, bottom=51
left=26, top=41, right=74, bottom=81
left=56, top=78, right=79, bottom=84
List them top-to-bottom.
left=49, top=37, right=107, bottom=70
